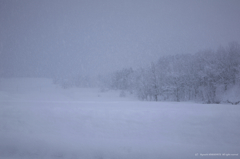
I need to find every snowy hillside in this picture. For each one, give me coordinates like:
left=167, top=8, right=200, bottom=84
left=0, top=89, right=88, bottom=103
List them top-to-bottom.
left=0, top=78, right=239, bottom=159
left=0, top=78, right=137, bottom=102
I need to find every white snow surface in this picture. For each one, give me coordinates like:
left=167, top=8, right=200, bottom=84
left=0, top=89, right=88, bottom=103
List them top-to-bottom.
left=0, top=78, right=240, bottom=159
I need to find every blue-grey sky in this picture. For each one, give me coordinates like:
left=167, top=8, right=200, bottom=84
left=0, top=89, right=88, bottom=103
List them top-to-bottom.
left=0, top=0, right=240, bottom=77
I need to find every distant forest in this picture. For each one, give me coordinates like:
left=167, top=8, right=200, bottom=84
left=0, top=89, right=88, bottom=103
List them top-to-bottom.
left=54, top=42, right=240, bottom=104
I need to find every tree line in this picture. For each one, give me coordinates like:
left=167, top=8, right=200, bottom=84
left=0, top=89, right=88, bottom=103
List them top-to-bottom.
left=101, top=42, right=240, bottom=104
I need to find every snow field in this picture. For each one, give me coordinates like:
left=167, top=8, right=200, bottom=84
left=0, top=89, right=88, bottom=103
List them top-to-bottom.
left=0, top=78, right=240, bottom=158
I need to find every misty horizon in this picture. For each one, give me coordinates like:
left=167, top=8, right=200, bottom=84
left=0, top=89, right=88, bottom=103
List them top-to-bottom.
left=1, top=0, right=240, bottom=78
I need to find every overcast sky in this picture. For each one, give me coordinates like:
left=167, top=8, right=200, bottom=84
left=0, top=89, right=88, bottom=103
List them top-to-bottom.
left=0, top=0, right=240, bottom=77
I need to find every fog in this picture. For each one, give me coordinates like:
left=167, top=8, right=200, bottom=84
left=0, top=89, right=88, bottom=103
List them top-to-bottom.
left=0, top=0, right=240, bottom=77
left=1, top=1, right=240, bottom=158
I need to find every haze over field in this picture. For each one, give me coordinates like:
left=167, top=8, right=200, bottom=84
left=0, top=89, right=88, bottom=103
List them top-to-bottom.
left=0, top=0, right=240, bottom=158
left=0, top=78, right=239, bottom=159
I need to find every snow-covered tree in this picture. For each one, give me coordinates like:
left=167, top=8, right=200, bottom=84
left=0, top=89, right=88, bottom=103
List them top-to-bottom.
left=100, top=42, right=240, bottom=104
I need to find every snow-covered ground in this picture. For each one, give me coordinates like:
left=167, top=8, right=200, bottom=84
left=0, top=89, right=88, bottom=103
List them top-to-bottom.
left=0, top=78, right=240, bottom=159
